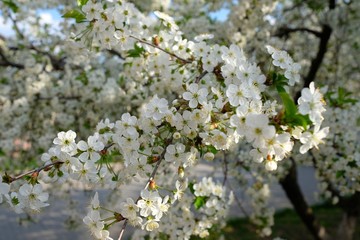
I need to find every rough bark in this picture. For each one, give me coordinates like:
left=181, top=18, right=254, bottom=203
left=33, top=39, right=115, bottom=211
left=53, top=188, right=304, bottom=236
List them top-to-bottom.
left=294, top=24, right=332, bottom=101
left=280, top=162, right=329, bottom=240
left=336, top=192, right=360, bottom=240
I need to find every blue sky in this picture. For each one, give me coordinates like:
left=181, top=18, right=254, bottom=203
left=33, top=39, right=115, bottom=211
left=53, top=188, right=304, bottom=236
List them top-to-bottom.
left=0, top=6, right=229, bottom=37
left=209, top=8, right=230, bottom=22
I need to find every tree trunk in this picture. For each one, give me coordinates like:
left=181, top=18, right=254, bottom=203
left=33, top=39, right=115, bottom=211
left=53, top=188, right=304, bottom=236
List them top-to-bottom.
left=280, top=162, right=329, bottom=240
left=336, top=192, right=360, bottom=240
left=336, top=212, right=357, bottom=240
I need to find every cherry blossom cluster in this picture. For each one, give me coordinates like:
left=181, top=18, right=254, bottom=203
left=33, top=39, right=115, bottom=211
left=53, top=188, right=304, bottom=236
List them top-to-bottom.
left=0, top=0, right=335, bottom=239
left=266, top=45, right=301, bottom=86
left=309, top=100, right=359, bottom=200
left=130, top=177, right=233, bottom=239
left=246, top=182, right=274, bottom=237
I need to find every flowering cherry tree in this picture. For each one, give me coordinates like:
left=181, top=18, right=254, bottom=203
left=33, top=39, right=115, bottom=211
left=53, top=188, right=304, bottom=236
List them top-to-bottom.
left=0, top=0, right=359, bottom=240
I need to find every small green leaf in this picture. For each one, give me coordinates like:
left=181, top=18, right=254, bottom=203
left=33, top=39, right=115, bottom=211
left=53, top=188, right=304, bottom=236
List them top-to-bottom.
left=3, top=0, right=18, bottom=13
left=77, top=0, right=89, bottom=7
left=62, top=9, right=86, bottom=23
left=127, top=44, right=145, bottom=58
left=75, top=71, right=88, bottom=85
left=272, top=72, right=288, bottom=92
left=279, top=91, right=297, bottom=118
left=292, top=114, right=312, bottom=129
left=207, top=145, right=218, bottom=155
left=57, top=170, right=64, bottom=177
left=336, top=170, right=346, bottom=179
left=188, top=182, right=195, bottom=195
left=11, top=196, right=19, bottom=205
left=194, top=196, right=208, bottom=210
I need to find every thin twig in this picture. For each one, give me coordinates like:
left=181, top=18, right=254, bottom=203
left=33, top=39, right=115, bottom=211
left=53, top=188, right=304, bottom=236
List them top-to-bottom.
left=8, top=13, right=25, bottom=40
left=274, top=27, right=322, bottom=38
left=130, top=35, right=192, bottom=64
left=28, top=45, right=66, bottom=70
left=0, top=47, right=24, bottom=69
left=107, top=49, right=126, bottom=60
left=195, top=70, right=208, bottom=83
left=36, top=95, right=81, bottom=101
left=117, top=137, right=173, bottom=240
left=7, top=143, right=115, bottom=183
left=222, top=152, right=228, bottom=186
left=9, top=161, right=63, bottom=183
left=226, top=181, right=250, bottom=219
left=117, top=220, right=128, bottom=240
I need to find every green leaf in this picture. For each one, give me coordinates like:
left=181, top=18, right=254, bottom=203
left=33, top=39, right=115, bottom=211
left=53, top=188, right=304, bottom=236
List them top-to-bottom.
left=3, top=0, right=18, bottom=13
left=77, top=0, right=89, bottom=7
left=307, top=0, right=325, bottom=12
left=62, top=9, right=86, bottom=23
left=127, top=44, right=145, bottom=58
left=75, top=71, right=88, bottom=85
left=272, top=72, right=288, bottom=92
left=324, top=87, right=358, bottom=108
left=277, top=89, right=312, bottom=128
left=279, top=91, right=297, bottom=118
left=292, top=114, right=312, bottom=129
left=207, top=145, right=218, bottom=155
left=0, top=148, right=5, bottom=156
left=57, top=170, right=64, bottom=177
left=336, top=170, right=346, bottom=179
left=188, top=182, right=195, bottom=194
left=194, top=196, right=208, bottom=210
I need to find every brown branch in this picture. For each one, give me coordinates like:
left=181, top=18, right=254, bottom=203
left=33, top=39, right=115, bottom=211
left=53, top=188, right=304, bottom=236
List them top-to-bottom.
left=294, top=0, right=336, bottom=102
left=329, top=0, right=336, bottom=9
left=8, top=13, right=25, bottom=40
left=294, top=24, right=332, bottom=102
left=274, top=27, right=322, bottom=38
left=130, top=35, right=192, bottom=64
left=28, top=45, right=66, bottom=71
left=0, top=47, right=24, bottom=69
left=107, top=49, right=126, bottom=60
left=195, top=70, right=208, bottom=83
left=35, top=95, right=81, bottom=101
left=5, top=143, right=115, bottom=183
left=222, top=152, right=228, bottom=186
left=280, top=159, right=329, bottom=240
left=8, top=160, right=64, bottom=183
left=226, top=182, right=250, bottom=218
left=117, top=220, right=128, bottom=240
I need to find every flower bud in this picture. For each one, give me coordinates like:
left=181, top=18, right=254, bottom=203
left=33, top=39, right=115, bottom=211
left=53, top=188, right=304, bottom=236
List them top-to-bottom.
left=152, top=36, right=160, bottom=46
left=173, top=132, right=181, bottom=139
left=100, top=149, right=107, bottom=155
left=204, top=152, right=214, bottom=161
left=44, top=165, right=52, bottom=171
left=178, top=166, right=185, bottom=178
left=31, top=171, right=39, bottom=179
left=149, top=180, right=156, bottom=190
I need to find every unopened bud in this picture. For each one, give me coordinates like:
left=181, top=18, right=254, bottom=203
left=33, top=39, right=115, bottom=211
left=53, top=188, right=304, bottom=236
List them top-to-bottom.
left=152, top=36, right=160, bottom=46
left=173, top=132, right=181, bottom=140
left=100, top=149, right=107, bottom=155
left=204, top=152, right=215, bottom=161
left=152, top=156, right=160, bottom=163
left=44, top=166, right=52, bottom=171
left=178, top=166, right=185, bottom=178
left=31, top=171, right=39, bottom=178
left=149, top=180, right=156, bottom=190
left=114, top=212, right=124, bottom=222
